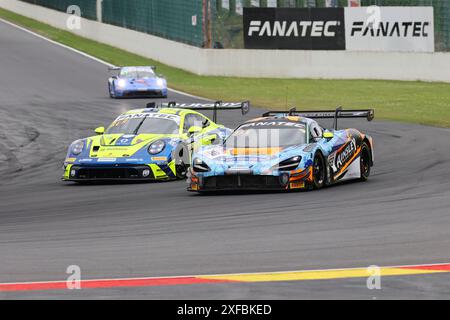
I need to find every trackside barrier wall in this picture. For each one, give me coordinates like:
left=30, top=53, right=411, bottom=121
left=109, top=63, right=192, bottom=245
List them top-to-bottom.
left=2, top=0, right=450, bottom=83
left=20, top=0, right=96, bottom=20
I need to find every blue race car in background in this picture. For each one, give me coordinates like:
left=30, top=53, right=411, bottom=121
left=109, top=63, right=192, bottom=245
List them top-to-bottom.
left=108, top=66, right=168, bottom=98
left=188, top=107, right=374, bottom=192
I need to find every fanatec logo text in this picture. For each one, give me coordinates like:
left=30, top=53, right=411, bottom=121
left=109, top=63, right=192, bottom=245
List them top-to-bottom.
left=248, top=20, right=341, bottom=37
left=351, top=21, right=431, bottom=38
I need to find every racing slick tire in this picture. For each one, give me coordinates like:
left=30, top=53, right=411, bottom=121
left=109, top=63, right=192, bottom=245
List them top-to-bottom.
left=108, top=83, right=115, bottom=98
left=359, top=142, right=371, bottom=181
left=173, top=143, right=190, bottom=179
left=310, top=152, right=326, bottom=190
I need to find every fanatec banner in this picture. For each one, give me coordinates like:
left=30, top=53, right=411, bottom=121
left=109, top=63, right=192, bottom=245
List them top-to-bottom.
left=244, top=7, right=435, bottom=52
left=345, top=7, right=434, bottom=53
left=243, top=8, right=346, bottom=50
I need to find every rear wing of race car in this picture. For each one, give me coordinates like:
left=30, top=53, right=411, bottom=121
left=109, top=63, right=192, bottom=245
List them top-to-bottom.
left=155, top=101, right=250, bottom=123
left=263, top=107, right=374, bottom=130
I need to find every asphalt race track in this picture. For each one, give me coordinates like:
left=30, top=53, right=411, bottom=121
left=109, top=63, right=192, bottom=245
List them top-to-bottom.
left=1, top=20, right=450, bottom=299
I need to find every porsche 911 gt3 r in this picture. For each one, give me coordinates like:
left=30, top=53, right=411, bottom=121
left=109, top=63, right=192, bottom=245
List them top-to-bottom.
left=108, top=66, right=168, bottom=98
left=63, top=101, right=250, bottom=182
left=188, top=107, right=374, bottom=192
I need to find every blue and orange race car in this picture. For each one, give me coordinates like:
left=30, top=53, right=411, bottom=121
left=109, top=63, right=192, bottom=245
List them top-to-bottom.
left=108, top=66, right=168, bottom=98
left=188, top=108, right=374, bottom=192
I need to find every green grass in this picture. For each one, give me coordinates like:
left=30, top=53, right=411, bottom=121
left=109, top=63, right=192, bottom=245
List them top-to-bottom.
left=1, top=7, right=450, bottom=127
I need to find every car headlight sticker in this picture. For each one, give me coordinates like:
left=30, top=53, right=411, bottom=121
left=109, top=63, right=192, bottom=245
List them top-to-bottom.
left=71, top=140, right=84, bottom=155
left=148, top=140, right=166, bottom=155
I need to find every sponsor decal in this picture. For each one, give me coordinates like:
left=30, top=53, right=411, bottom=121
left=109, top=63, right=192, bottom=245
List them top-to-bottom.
left=244, top=7, right=434, bottom=52
left=344, top=7, right=435, bottom=53
left=244, top=8, right=346, bottom=50
left=248, top=20, right=341, bottom=37
left=350, top=21, right=430, bottom=38
left=172, top=102, right=242, bottom=108
left=115, top=113, right=180, bottom=122
left=240, top=121, right=305, bottom=129
left=116, top=138, right=133, bottom=146
left=329, top=138, right=357, bottom=172
left=203, top=147, right=225, bottom=159
left=225, top=156, right=264, bottom=163
left=65, top=157, right=76, bottom=163
left=151, top=157, right=168, bottom=162
left=97, top=158, right=117, bottom=162
left=290, top=182, right=305, bottom=189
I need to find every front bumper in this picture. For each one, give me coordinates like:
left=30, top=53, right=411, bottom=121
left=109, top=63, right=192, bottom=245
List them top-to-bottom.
left=115, top=88, right=167, bottom=98
left=63, top=163, right=178, bottom=181
left=64, top=165, right=155, bottom=181
left=188, top=166, right=313, bottom=192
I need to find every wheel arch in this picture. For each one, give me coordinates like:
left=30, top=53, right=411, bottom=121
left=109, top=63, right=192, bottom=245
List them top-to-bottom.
left=362, top=136, right=374, bottom=166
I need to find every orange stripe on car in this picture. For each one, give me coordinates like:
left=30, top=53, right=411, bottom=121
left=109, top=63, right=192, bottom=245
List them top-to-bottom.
left=230, top=148, right=282, bottom=156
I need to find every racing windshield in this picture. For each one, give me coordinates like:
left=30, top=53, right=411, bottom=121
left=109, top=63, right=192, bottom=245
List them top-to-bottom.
left=120, top=67, right=156, bottom=79
left=106, top=113, right=180, bottom=135
left=225, top=120, right=306, bottom=148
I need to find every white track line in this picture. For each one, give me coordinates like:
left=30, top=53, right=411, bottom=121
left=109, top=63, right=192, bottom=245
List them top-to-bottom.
left=0, top=17, right=210, bottom=101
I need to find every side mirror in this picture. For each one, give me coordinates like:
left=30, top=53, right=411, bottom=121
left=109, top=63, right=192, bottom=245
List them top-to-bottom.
left=95, top=126, right=105, bottom=135
left=188, top=126, right=202, bottom=136
left=323, top=132, right=334, bottom=140
left=200, top=134, right=218, bottom=146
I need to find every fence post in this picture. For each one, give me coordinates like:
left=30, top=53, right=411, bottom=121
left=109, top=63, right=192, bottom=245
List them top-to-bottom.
left=96, top=0, right=103, bottom=23
left=203, top=0, right=212, bottom=48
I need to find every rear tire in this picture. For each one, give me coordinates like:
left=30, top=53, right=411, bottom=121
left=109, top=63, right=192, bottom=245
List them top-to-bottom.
left=360, top=142, right=371, bottom=181
left=311, top=152, right=326, bottom=189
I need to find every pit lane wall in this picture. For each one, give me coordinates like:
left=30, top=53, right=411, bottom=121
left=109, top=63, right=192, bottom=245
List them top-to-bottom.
left=2, top=0, right=450, bottom=83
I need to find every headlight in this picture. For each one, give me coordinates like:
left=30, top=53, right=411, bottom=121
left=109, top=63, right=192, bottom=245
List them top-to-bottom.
left=156, top=78, right=165, bottom=87
left=117, top=79, right=127, bottom=88
left=71, top=140, right=84, bottom=155
left=148, top=140, right=165, bottom=155
left=277, top=156, right=302, bottom=171
left=193, top=157, right=211, bottom=172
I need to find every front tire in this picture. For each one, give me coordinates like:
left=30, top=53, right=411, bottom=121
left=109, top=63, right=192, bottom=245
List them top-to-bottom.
left=108, top=83, right=113, bottom=98
left=360, top=142, right=371, bottom=181
left=174, top=143, right=190, bottom=179
left=311, top=152, right=326, bottom=189
left=175, top=163, right=188, bottom=179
